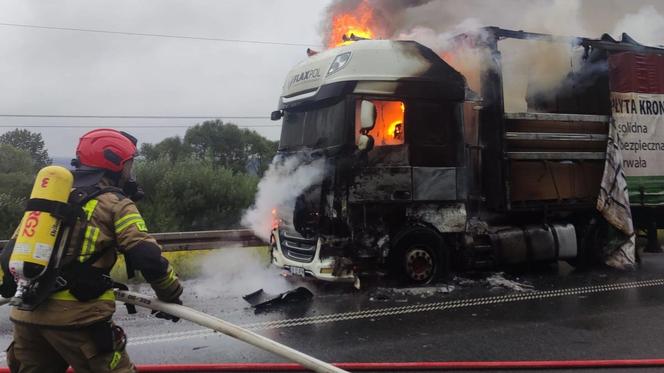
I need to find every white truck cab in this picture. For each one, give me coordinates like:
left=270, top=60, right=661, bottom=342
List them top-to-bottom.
left=269, top=39, right=466, bottom=282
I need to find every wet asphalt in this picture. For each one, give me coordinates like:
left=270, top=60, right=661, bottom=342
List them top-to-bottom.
left=3, top=254, right=664, bottom=372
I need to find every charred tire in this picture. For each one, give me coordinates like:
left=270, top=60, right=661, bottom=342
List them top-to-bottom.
left=391, top=227, right=449, bottom=285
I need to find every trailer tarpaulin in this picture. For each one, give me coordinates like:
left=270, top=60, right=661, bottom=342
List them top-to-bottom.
left=597, top=51, right=664, bottom=269
left=608, top=52, right=664, bottom=206
left=597, top=119, right=635, bottom=269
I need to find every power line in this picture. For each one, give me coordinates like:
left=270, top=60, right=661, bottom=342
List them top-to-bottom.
left=0, top=22, right=321, bottom=48
left=0, top=114, right=271, bottom=119
left=0, top=124, right=281, bottom=129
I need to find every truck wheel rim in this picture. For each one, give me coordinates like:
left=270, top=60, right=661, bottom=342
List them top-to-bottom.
left=405, top=248, right=434, bottom=281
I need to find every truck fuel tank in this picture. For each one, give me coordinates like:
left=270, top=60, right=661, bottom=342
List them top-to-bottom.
left=490, top=223, right=577, bottom=264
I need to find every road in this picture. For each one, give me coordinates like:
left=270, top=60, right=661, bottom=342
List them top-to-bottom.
left=2, top=253, right=664, bottom=372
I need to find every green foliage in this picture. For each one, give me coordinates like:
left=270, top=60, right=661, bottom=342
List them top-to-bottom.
left=140, top=120, right=277, bottom=176
left=185, top=120, right=277, bottom=175
left=133, top=121, right=277, bottom=232
left=0, top=129, right=51, bottom=168
left=140, top=136, right=192, bottom=163
left=0, top=144, right=36, bottom=239
left=134, top=157, right=259, bottom=232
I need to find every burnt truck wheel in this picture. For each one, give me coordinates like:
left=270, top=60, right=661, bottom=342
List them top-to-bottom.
left=392, top=227, right=449, bottom=285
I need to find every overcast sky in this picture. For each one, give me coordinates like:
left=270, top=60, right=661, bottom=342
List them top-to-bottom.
left=0, top=0, right=328, bottom=157
left=2, top=0, right=663, bottom=158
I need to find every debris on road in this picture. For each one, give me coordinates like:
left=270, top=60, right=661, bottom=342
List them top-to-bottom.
left=485, top=273, right=535, bottom=292
left=369, top=285, right=456, bottom=302
left=243, top=287, right=314, bottom=309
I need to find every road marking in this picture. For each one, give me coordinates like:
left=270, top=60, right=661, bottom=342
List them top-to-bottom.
left=128, top=278, right=664, bottom=347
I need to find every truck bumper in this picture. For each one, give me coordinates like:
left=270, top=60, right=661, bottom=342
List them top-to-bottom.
left=270, top=228, right=355, bottom=283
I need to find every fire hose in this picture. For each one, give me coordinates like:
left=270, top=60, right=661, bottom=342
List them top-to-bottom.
left=0, top=291, right=348, bottom=373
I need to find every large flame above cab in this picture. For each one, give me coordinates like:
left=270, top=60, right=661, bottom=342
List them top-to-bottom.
left=328, top=0, right=378, bottom=48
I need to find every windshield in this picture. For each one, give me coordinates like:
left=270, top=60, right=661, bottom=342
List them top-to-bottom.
left=279, top=99, right=347, bottom=151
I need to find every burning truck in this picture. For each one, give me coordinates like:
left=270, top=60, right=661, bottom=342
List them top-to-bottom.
left=267, top=26, right=664, bottom=284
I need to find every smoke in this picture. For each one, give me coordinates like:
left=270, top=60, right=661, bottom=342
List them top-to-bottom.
left=322, top=0, right=664, bottom=111
left=396, top=0, right=589, bottom=112
left=612, top=5, right=664, bottom=46
left=396, top=18, right=485, bottom=94
left=194, top=155, right=327, bottom=298
left=241, top=155, right=326, bottom=242
left=191, top=247, right=291, bottom=297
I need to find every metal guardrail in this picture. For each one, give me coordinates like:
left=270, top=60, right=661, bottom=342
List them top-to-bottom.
left=0, top=229, right=265, bottom=252
left=154, top=229, right=265, bottom=251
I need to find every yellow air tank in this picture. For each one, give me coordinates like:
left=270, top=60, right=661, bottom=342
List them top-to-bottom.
left=9, top=166, right=73, bottom=301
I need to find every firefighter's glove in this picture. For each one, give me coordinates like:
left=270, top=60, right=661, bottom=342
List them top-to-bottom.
left=0, top=239, right=17, bottom=298
left=0, top=275, right=16, bottom=299
left=151, top=297, right=182, bottom=323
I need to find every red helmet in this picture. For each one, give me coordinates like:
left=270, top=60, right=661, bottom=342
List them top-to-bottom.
left=76, top=129, right=137, bottom=172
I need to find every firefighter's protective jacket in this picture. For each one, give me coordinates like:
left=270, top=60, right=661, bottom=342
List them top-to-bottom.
left=10, top=178, right=183, bottom=327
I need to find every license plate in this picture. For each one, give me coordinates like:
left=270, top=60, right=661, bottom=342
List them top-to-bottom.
left=289, top=266, right=306, bottom=277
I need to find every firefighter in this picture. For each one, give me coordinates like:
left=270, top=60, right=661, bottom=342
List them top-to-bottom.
left=1, top=129, right=184, bottom=373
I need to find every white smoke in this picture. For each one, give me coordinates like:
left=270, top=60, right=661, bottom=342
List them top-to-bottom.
left=328, top=0, right=664, bottom=112
left=395, top=0, right=590, bottom=112
left=612, top=5, right=664, bottom=46
left=397, top=18, right=485, bottom=93
left=196, top=155, right=327, bottom=296
left=241, top=155, right=326, bottom=242
left=191, top=247, right=291, bottom=297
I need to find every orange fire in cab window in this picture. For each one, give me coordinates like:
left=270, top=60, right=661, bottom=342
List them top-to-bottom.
left=356, top=100, right=405, bottom=146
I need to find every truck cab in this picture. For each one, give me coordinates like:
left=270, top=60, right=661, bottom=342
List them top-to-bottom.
left=270, top=39, right=468, bottom=283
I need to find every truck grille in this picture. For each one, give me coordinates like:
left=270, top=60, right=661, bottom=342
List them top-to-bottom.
left=280, top=230, right=317, bottom=263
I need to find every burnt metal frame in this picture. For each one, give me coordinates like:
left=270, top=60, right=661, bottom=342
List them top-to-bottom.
left=457, top=27, right=664, bottom=213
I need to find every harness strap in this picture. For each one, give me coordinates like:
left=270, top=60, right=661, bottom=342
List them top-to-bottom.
left=24, top=198, right=83, bottom=222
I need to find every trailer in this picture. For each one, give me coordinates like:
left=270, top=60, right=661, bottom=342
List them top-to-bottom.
left=269, top=27, right=664, bottom=284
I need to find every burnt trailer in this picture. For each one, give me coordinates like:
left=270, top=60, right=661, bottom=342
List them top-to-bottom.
left=269, top=27, right=664, bottom=284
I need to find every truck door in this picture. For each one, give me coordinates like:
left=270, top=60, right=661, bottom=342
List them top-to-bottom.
left=349, top=99, right=412, bottom=202
left=408, top=101, right=466, bottom=201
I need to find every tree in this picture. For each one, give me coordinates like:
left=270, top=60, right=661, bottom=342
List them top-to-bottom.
left=184, top=120, right=277, bottom=175
left=133, top=121, right=277, bottom=232
left=140, top=121, right=278, bottom=175
left=0, top=129, right=51, bottom=168
left=140, top=136, right=191, bottom=163
left=0, top=144, right=36, bottom=238
left=134, top=157, right=258, bottom=232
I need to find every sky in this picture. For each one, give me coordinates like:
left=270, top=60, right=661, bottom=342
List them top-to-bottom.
left=0, top=0, right=328, bottom=157
left=1, top=0, right=663, bottom=158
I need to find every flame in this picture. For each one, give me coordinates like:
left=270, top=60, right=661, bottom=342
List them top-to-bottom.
left=328, top=0, right=377, bottom=48
left=370, top=100, right=405, bottom=145
left=389, top=121, right=403, bottom=139
left=271, top=208, right=279, bottom=230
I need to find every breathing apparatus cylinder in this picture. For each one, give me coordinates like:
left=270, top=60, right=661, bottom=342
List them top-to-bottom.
left=9, top=166, right=73, bottom=304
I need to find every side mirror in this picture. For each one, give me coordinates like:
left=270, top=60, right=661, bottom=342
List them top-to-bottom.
left=360, top=100, right=376, bottom=130
left=271, top=110, right=283, bottom=121
left=357, top=134, right=374, bottom=152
